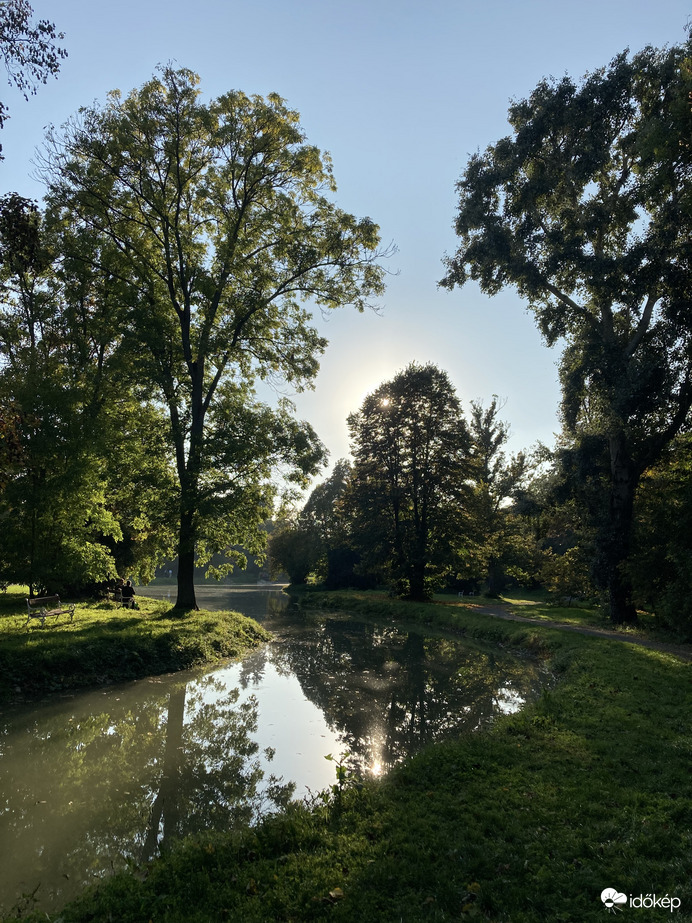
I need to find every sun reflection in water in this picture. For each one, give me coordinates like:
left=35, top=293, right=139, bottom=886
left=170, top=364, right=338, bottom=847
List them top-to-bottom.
left=495, top=686, right=524, bottom=714
left=362, top=727, right=387, bottom=777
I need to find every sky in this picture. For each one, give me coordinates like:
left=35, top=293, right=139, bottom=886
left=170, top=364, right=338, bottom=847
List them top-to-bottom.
left=2, top=0, right=691, bottom=481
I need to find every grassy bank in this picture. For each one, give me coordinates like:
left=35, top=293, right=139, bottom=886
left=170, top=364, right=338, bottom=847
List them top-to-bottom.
left=0, top=588, right=271, bottom=707
left=4, top=591, right=692, bottom=922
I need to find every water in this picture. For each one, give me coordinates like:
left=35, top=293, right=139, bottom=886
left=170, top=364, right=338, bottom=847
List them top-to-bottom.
left=0, top=587, right=549, bottom=915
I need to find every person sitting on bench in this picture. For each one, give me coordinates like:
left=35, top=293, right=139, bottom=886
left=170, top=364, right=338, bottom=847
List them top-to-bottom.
left=121, top=580, right=136, bottom=609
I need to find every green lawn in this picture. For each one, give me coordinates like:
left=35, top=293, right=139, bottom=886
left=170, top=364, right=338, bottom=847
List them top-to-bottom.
left=5, top=589, right=690, bottom=922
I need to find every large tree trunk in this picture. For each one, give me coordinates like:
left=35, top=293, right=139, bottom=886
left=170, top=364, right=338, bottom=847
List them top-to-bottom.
left=174, top=414, right=203, bottom=610
left=605, top=434, right=638, bottom=625
left=175, top=504, right=198, bottom=610
left=486, top=558, right=505, bottom=598
left=408, top=561, right=427, bottom=601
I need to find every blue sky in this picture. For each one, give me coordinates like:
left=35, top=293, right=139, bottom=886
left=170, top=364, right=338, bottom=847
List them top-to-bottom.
left=2, top=0, right=690, bottom=473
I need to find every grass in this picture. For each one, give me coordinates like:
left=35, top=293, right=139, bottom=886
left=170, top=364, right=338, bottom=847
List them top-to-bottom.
left=0, top=587, right=271, bottom=707
left=3, top=589, right=692, bottom=922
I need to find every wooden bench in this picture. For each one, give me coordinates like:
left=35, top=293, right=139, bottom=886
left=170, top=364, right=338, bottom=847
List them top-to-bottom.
left=26, top=595, right=75, bottom=628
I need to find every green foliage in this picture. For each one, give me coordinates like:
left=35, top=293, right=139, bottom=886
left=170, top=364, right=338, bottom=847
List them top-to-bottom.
left=0, top=0, right=67, bottom=150
left=441, top=39, right=692, bottom=623
left=40, top=66, right=388, bottom=608
left=0, top=193, right=177, bottom=592
left=0, top=195, right=113, bottom=592
left=345, top=363, right=471, bottom=600
left=464, top=397, right=530, bottom=593
left=100, top=404, right=178, bottom=584
left=627, top=435, right=692, bottom=636
left=302, top=458, right=352, bottom=549
left=268, top=459, right=353, bottom=585
left=514, top=462, right=599, bottom=603
left=267, top=521, right=322, bottom=584
left=539, top=546, right=593, bottom=602
left=322, top=752, right=363, bottom=815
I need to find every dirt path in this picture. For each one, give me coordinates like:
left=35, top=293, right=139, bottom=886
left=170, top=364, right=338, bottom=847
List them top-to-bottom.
left=466, top=603, right=692, bottom=661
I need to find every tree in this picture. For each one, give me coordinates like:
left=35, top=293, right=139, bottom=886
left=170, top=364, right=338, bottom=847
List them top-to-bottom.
left=0, top=0, right=66, bottom=154
left=441, top=41, right=692, bottom=622
left=41, top=67, right=388, bottom=609
left=0, top=193, right=179, bottom=592
left=0, top=193, right=119, bottom=593
left=345, top=363, right=470, bottom=600
left=466, top=397, right=527, bottom=594
left=99, top=404, right=178, bottom=584
left=626, top=435, right=692, bottom=635
left=301, top=458, right=352, bottom=549
left=267, top=459, right=352, bottom=585
left=267, top=521, right=321, bottom=584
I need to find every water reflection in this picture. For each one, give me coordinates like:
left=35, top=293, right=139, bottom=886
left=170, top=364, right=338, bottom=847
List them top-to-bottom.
left=0, top=588, right=549, bottom=914
left=265, top=612, right=545, bottom=777
left=0, top=670, right=293, bottom=913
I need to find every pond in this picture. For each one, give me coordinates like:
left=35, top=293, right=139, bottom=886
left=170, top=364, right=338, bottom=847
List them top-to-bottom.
left=0, top=587, right=550, bottom=915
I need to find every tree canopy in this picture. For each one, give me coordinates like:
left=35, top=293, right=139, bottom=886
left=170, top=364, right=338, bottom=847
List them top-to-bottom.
left=441, top=40, right=692, bottom=622
left=40, top=66, right=389, bottom=608
left=0, top=193, right=176, bottom=592
left=345, top=363, right=470, bottom=600
left=465, top=398, right=528, bottom=595
left=267, top=458, right=353, bottom=585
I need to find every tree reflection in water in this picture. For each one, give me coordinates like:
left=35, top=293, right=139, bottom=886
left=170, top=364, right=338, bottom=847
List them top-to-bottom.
left=269, top=614, right=548, bottom=777
left=0, top=671, right=293, bottom=913
left=140, top=674, right=294, bottom=861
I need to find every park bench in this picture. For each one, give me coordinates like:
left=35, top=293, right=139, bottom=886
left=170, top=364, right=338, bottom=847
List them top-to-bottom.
left=26, top=595, right=75, bottom=628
